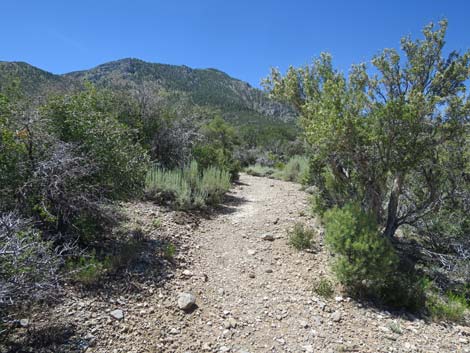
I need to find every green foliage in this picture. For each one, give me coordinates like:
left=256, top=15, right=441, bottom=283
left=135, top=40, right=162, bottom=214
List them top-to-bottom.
left=265, top=20, right=470, bottom=242
left=43, top=86, right=150, bottom=199
left=0, top=99, right=28, bottom=209
left=193, top=116, right=240, bottom=180
left=274, top=155, right=309, bottom=183
left=145, top=160, right=231, bottom=209
left=324, top=203, right=427, bottom=309
left=324, top=204, right=398, bottom=293
left=152, top=218, right=162, bottom=228
left=288, top=223, right=315, bottom=250
left=163, top=242, right=176, bottom=260
left=66, top=251, right=110, bottom=285
left=313, top=278, right=334, bottom=298
left=427, top=291, right=469, bottom=323
left=387, top=321, right=403, bottom=335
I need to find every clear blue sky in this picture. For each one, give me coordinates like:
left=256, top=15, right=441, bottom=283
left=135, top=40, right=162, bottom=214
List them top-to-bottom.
left=1, top=0, right=469, bottom=87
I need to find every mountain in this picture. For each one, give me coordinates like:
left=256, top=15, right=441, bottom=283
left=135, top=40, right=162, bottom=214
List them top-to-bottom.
left=0, top=58, right=296, bottom=125
left=0, top=61, right=77, bottom=98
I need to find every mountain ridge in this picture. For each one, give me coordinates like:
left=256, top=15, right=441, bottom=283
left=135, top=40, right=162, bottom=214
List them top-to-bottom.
left=0, top=58, right=296, bottom=124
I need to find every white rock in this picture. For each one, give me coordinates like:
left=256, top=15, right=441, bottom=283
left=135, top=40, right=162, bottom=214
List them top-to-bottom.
left=177, top=292, right=196, bottom=311
left=110, top=309, right=124, bottom=320
left=331, top=311, right=342, bottom=322
left=19, top=319, right=29, bottom=327
left=303, top=345, right=314, bottom=353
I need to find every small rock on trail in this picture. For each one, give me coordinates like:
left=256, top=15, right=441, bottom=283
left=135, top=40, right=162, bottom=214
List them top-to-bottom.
left=177, top=292, right=196, bottom=311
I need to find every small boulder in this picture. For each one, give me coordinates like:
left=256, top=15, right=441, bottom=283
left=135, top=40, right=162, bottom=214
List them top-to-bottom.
left=177, top=292, right=196, bottom=311
left=19, top=319, right=29, bottom=328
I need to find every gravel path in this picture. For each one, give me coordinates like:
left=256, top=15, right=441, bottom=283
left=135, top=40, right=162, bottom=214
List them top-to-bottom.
left=17, top=174, right=469, bottom=353
left=149, top=174, right=469, bottom=353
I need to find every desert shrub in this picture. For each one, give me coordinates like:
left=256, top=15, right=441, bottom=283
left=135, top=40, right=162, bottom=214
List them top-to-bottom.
left=43, top=87, right=150, bottom=200
left=0, top=115, right=28, bottom=210
left=150, top=115, right=200, bottom=168
left=193, top=116, right=240, bottom=180
left=18, top=142, right=118, bottom=242
left=276, top=155, right=309, bottom=183
left=145, top=160, right=231, bottom=209
left=245, top=164, right=276, bottom=177
left=198, top=166, right=231, bottom=205
left=146, top=167, right=191, bottom=208
left=324, top=204, right=398, bottom=295
left=324, top=204, right=428, bottom=309
left=0, top=213, right=63, bottom=313
left=288, top=222, right=315, bottom=250
left=163, top=242, right=176, bottom=260
left=66, top=251, right=110, bottom=285
left=313, top=278, right=334, bottom=298
left=427, top=291, right=469, bottom=323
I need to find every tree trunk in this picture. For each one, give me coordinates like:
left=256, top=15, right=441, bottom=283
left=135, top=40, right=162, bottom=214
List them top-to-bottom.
left=383, top=173, right=403, bottom=240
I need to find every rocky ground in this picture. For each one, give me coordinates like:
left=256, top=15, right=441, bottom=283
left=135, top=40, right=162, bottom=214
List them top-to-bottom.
left=5, top=174, right=470, bottom=353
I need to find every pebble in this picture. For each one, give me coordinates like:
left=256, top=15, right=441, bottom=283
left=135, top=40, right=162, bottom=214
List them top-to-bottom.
left=331, top=311, right=342, bottom=322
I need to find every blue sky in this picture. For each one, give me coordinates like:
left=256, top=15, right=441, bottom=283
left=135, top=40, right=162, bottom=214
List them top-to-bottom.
left=1, top=0, right=469, bottom=87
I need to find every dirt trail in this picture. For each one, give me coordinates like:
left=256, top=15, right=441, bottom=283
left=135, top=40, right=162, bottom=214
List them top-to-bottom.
left=24, top=174, right=469, bottom=353
left=149, top=174, right=468, bottom=353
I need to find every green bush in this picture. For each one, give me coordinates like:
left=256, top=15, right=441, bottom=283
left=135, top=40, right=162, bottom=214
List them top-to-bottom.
left=43, top=87, right=150, bottom=200
left=193, top=116, right=240, bottom=181
left=276, top=155, right=309, bottom=183
left=145, top=160, right=231, bottom=209
left=324, top=204, right=398, bottom=295
left=324, top=204, right=428, bottom=309
left=288, top=223, right=315, bottom=250
left=163, top=242, right=176, bottom=260
left=66, top=251, right=110, bottom=285
left=313, top=278, right=334, bottom=298
left=427, top=291, right=469, bottom=323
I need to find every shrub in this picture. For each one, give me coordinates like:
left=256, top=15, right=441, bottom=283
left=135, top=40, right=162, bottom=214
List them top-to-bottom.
left=43, top=87, right=150, bottom=200
left=193, top=116, right=240, bottom=180
left=276, top=155, right=309, bottom=183
left=145, top=161, right=231, bottom=209
left=245, top=164, right=276, bottom=177
left=198, top=166, right=231, bottom=205
left=324, top=204, right=399, bottom=297
left=0, top=213, right=62, bottom=312
left=152, top=218, right=162, bottom=228
left=288, top=223, right=315, bottom=250
left=163, top=242, right=176, bottom=260
left=66, top=251, right=110, bottom=285
left=313, top=278, right=334, bottom=298
left=427, top=291, right=469, bottom=323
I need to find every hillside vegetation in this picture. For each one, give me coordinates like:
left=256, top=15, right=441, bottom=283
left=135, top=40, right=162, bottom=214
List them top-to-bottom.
left=0, top=19, right=469, bottom=352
